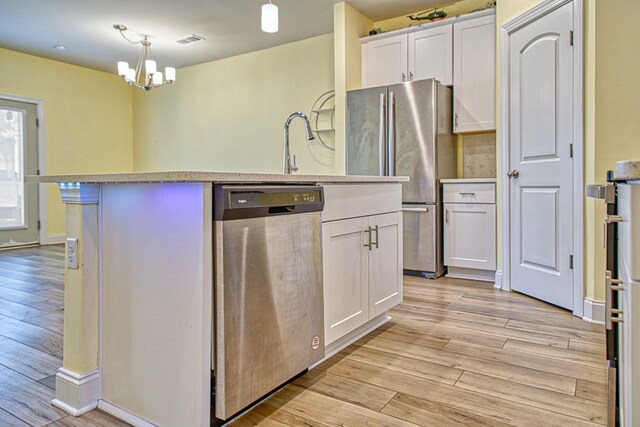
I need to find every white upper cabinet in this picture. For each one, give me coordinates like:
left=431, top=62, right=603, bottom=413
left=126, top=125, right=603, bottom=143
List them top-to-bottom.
left=453, top=13, right=496, bottom=133
left=362, top=24, right=452, bottom=88
left=409, top=25, right=453, bottom=85
left=362, top=34, right=408, bottom=87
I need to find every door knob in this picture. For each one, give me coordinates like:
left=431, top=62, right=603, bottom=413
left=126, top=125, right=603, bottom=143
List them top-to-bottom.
left=507, top=169, right=520, bottom=178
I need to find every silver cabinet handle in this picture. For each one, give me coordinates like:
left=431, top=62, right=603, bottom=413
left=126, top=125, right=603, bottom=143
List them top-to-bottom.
left=409, top=71, right=413, bottom=81
left=402, top=72, right=406, bottom=82
left=454, top=113, right=459, bottom=128
left=507, top=170, right=520, bottom=179
left=459, top=192, right=476, bottom=196
left=402, top=207, right=429, bottom=212
left=445, top=209, right=449, bottom=224
left=605, top=214, right=623, bottom=224
left=372, top=225, right=379, bottom=249
left=363, top=226, right=372, bottom=250
left=605, top=270, right=624, bottom=330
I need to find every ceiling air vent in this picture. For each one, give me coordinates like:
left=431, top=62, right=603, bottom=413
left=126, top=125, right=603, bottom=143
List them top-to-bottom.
left=176, top=34, right=205, bottom=45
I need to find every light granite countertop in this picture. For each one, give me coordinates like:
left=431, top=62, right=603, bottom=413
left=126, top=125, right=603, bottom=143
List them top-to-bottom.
left=613, top=160, right=640, bottom=181
left=25, top=171, right=409, bottom=184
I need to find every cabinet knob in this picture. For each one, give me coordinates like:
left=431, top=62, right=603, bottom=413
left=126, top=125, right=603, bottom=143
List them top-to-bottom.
left=409, top=71, right=414, bottom=81
left=402, top=72, right=406, bottom=82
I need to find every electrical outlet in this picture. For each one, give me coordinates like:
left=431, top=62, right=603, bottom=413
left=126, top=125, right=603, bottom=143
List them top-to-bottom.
left=66, top=238, right=78, bottom=270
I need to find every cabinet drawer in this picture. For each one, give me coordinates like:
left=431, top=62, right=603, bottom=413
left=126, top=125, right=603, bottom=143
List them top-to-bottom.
left=443, top=182, right=495, bottom=204
left=321, top=183, right=402, bottom=222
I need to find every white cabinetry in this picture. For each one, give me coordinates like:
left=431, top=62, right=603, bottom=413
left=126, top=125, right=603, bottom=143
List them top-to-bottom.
left=453, top=13, right=496, bottom=133
left=362, top=24, right=452, bottom=88
left=362, top=34, right=407, bottom=87
left=443, top=180, right=496, bottom=282
left=616, top=182, right=640, bottom=427
left=321, top=184, right=403, bottom=347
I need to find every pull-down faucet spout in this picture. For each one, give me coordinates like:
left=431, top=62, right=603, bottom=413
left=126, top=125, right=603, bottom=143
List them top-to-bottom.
left=283, top=112, right=315, bottom=174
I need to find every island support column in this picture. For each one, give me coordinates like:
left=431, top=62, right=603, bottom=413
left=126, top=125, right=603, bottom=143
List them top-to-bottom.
left=51, top=183, right=101, bottom=416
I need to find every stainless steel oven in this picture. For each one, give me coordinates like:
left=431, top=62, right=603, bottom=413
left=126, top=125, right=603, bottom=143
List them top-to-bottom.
left=587, top=173, right=623, bottom=427
left=211, top=185, right=325, bottom=421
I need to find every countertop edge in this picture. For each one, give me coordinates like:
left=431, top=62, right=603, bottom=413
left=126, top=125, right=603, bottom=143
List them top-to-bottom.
left=25, top=171, right=409, bottom=184
left=440, top=178, right=497, bottom=184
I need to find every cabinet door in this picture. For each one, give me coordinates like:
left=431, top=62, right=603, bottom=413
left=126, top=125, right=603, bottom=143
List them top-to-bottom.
left=453, top=14, right=496, bottom=133
left=408, top=24, right=453, bottom=85
left=362, top=34, right=408, bottom=88
left=444, top=203, right=496, bottom=270
left=369, top=212, right=403, bottom=317
left=322, top=217, right=369, bottom=345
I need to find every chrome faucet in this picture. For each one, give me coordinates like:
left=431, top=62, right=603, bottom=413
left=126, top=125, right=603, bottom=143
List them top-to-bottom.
left=283, top=112, right=315, bottom=174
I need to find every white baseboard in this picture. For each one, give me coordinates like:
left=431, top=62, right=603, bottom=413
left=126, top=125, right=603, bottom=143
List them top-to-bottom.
left=42, top=233, right=65, bottom=245
left=446, top=267, right=495, bottom=283
left=494, top=270, right=503, bottom=289
left=583, top=298, right=605, bottom=324
left=311, top=313, right=391, bottom=369
left=51, top=367, right=100, bottom=416
left=98, top=401, right=157, bottom=427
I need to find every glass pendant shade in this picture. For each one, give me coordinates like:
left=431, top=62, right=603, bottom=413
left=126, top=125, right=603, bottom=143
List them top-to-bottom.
left=261, top=2, right=278, bottom=33
left=145, top=59, right=157, bottom=75
left=117, top=61, right=129, bottom=76
left=165, top=67, right=176, bottom=82
left=125, top=68, right=136, bottom=82
left=152, top=71, right=163, bottom=85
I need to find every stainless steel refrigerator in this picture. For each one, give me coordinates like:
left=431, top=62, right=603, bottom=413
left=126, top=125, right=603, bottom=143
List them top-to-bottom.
left=346, top=78, right=455, bottom=277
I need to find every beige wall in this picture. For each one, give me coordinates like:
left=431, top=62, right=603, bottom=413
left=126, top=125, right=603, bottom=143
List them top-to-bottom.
left=588, top=0, right=640, bottom=300
left=333, top=2, right=374, bottom=174
left=132, top=34, right=335, bottom=175
left=0, top=48, right=133, bottom=237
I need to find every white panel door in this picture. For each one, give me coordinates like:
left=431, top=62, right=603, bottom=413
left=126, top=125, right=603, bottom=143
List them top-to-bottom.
left=509, top=3, right=574, bottom=309
left=453, top=14, right=496, bottom=133
left=408, top=24, right=453, bottom=85
left=362, top=34, right=408, bottom=88
left=444, top=203, right=496, bottom=270
left=369, top=212, right=402, bottom=317
left=322, top=217, right=369, bottom=345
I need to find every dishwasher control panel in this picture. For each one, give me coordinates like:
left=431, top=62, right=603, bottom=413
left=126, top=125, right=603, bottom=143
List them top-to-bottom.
left=214, top=185, right=324, bottom=220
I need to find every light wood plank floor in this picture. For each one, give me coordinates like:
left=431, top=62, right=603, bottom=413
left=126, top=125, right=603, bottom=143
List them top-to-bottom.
left=0, top=246, right=606, bottom=426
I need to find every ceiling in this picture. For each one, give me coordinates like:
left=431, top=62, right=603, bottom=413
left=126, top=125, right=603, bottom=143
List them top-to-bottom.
left=0, top=0, right=453, bottom=74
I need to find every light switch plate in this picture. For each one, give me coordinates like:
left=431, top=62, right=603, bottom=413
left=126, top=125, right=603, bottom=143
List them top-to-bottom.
left=66, top=238, right=78, bottom=270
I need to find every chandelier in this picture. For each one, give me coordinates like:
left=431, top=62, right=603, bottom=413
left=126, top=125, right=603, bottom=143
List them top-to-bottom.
left=113, top=24, right=176, bottom=91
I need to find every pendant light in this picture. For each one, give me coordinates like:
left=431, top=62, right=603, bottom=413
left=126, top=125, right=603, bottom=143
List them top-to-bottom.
left=261, top=0, right=278, bottom=33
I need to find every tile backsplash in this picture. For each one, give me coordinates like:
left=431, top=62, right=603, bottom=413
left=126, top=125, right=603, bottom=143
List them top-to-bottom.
left=463, top=133, right=496, bottom=178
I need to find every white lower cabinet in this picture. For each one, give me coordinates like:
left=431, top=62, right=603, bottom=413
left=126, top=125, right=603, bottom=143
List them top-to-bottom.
left=442, top=180, right=496, bottom=281
left=321, top=183, right=403, bottom=346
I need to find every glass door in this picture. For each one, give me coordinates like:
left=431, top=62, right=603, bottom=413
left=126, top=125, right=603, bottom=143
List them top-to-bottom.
left=0, top=98, right=38, bottom=247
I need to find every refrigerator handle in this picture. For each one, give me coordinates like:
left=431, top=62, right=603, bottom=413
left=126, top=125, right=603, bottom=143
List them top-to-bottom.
left=388, top=91, right=395, bottom=176
left=379, top=93, right=386, bottom=176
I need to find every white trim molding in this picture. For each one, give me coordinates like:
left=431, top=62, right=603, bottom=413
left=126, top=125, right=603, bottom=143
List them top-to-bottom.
left=500, top=0, right=584, bottom=317
left=58, top=183, right=101, bottom=204
left=42, top=233, right=66, bottom=245
left=494, top=270, right=503, bottom=289
left=583, top=298, right=605, bottom=324
left=51, top=367, right=100, bottom=416
left=98, top=401, right=157, bottom=427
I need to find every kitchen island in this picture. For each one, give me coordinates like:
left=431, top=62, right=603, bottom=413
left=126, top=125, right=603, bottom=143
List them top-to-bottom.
left=27, top=171, right=407, bottom=427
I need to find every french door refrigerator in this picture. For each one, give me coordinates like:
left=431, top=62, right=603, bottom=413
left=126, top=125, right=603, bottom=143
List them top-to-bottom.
left=347, top=78, right=455, bottom=277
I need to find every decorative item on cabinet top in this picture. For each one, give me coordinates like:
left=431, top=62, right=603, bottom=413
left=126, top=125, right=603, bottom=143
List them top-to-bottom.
left=309, top=91, right=335, bottom=151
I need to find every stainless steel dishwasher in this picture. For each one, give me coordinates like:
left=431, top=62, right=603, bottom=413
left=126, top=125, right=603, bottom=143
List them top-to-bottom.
left=212, top=185, right=325, bottom=421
